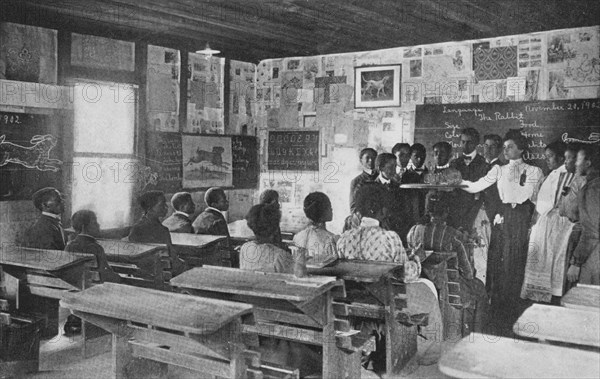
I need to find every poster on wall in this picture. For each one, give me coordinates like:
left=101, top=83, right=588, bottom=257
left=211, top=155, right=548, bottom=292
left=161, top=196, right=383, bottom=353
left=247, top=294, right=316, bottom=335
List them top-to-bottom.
left=354, top=64, right=401, bottom=108
left=0, top=112, right=63, bottom=201
left=268, top=130, right=319, bottom=171
left=181, top=135, right=232, bottom=188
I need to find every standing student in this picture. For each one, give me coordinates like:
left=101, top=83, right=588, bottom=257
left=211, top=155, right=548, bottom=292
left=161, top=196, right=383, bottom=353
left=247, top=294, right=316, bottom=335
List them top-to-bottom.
left=450, top=128, right=488, bottom=231
left=460, top=132, right=543, bottom=327
left=482, top=134, right=506, bottom=298
left=521, top=141, right=573, bottom=302
left=392, top=142, right=412, bottom=178
left=424, top=142, right=461, bottom=223
left=402, top=143, right=429, bottom=224
left=567, top=146, right=600, bottom=285
left=349, top=148, right=378, bottom=213
left=374, top=153, right=407, bottom=242
left=20, top=187, right=66, bottom=250
left=192, top=187, right=230, bottom=237
left=162, top=192, right=195, bottom=233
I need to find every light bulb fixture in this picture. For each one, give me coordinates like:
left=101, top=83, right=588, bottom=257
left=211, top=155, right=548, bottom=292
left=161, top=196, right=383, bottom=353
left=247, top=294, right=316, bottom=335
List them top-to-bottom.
left=195, top=43, right=220, bottom=60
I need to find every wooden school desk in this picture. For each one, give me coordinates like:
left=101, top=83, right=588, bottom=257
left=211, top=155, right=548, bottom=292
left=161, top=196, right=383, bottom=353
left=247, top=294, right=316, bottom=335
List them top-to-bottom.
left=169, top=233, right=231, bottom=267
left=95, top=239, right=168, bottom=288
left=309, top=259, right=426, bottom=376
left=170, top=266, right=367, bottom=379
left=60, top=283, right=256, bottom=379
left=562, top=284, right=600, bottom=312
left=514, top=303, right=600, bottom=348
left=439, top=332, right=600, bottom=379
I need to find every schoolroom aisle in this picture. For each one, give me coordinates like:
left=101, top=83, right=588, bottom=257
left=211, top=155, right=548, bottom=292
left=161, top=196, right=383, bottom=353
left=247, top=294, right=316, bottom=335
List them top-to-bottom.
left=1, top=1, right=600, bottom=379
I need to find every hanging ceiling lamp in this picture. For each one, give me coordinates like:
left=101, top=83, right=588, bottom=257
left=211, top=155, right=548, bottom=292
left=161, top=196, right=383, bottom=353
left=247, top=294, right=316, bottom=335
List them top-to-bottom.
left=196, top=43, right=220, bottom=60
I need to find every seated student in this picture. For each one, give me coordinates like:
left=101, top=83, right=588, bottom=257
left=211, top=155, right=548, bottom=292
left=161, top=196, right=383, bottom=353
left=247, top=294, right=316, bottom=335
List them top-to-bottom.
left=337, top=185, right=443, bottom=368
left=20, top=187, right=66, bottom=250
left=192, top=187, right=230, bottom=237
left=259, top=189, right=285, bottom=248
left=128, top=190, right=172, bottom=244
left=128, top=191, right=186, bottom=276
left=162, top=192, right=195, bottom=233
left=293, top=192, right=338, bottom=262
left=407, top=200, right=489, bottom=334
left=240, top=203, right=294, bottom=273
left=66, top=210, right=121, bottom=283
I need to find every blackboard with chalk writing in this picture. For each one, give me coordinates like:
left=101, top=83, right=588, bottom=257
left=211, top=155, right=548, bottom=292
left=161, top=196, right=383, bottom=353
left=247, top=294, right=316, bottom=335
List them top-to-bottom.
left=415, top=98, right=600, bottom=172
left=0, top=112, right=63, bottom=201
left=268, top=130, right=320, bottom=171
left=146, top=132, right=183, bottom=193
left=232, top=135, right=259, bottom=189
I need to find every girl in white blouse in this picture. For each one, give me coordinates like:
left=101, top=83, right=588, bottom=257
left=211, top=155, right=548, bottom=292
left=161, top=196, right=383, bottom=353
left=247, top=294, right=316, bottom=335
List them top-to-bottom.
left=460, top=132, right=543, bottom=330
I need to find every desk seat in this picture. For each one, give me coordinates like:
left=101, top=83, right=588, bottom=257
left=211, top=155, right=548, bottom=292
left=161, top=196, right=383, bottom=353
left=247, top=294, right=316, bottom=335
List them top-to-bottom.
left=61, top=283, right=258, bottom=378
left=562, top=284, right=600, bottom=312
left=514, top=304, right=600, bottom=348
left=440, top=332, right=600, bottom=378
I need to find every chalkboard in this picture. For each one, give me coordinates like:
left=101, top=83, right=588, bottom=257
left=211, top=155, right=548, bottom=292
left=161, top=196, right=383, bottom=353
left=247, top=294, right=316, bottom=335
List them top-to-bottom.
left=415, top=98, right=600, bottom=172
left=0, top=112, right=63, bottom=201
left=268, top=130, right=320, bottom=171
left=146, top=132, right=183, bottom=193
left=232, top=135, right=259, bottom=189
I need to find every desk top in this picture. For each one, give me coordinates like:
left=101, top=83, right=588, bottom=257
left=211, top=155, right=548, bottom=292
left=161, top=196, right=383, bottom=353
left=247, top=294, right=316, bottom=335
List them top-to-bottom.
left=170, top=233, right=226, bottom=247
left=96, top=239, right=164, bottom=260
left=0, top=246, right=92, bottom=272
left=308, top=259, right=404, bottom=283
left=171, top=266, right=339, bottom=302
left=61, top=283, right=253, bottom=334
left=562, top=284, right=600, bottom=312
left=514, top=303, right=600, bottom=348
left=439, top=332, right=600, bottom=379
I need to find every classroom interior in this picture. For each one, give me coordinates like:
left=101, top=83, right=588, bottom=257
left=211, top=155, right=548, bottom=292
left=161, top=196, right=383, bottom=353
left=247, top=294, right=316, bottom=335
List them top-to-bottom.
left=1, top=1, right=599, bottom=378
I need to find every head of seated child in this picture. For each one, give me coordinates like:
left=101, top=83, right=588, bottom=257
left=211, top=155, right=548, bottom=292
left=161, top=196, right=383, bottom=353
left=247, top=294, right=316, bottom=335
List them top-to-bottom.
left=33, top=187, right=65, bottom=216
left=205, top=187, right=229, bottom=212
left=139, top=190, right=168, bottom=220
left=171, top=192, right=195, bottom=216
left=303, top=192, right=333, bottom=226
left=245, top=203, right=281, bottom=243
left=72, top=210, right=101, bottom=237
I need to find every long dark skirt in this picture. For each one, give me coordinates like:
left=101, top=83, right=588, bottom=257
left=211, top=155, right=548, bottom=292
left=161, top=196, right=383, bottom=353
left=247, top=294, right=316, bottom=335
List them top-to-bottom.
left=488, top=202, right=533, bottom=334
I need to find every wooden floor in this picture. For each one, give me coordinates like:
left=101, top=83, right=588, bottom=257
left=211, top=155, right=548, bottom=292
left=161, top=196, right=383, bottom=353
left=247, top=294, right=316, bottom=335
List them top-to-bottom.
left=24, top=308, right=455, bottom=379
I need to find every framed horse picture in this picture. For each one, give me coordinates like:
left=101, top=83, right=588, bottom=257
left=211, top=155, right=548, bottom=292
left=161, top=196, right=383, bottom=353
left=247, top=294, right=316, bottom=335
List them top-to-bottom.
left=354, top=64, right=401, bottom=108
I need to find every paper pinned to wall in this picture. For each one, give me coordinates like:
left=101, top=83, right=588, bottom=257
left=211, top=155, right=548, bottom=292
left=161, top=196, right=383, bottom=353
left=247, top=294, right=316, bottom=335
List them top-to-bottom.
left=147, top=45, right=180, bottom=117
left=506, top=76, right=527, bottom=101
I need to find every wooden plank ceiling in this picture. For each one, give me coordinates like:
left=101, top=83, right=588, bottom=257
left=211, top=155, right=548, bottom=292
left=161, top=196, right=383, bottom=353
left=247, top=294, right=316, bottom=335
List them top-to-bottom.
left=2, top=0, right=599, bottom=62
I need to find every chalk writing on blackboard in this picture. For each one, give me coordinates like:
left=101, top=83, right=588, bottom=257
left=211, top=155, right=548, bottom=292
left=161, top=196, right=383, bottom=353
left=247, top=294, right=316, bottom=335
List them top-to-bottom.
left=415, top=98, right=600, bottom=173
left=268, top=130, right=319, bottom=171
left=146, top=132, right=183, bottom=192
left=232, top=135, right=259, bottom=189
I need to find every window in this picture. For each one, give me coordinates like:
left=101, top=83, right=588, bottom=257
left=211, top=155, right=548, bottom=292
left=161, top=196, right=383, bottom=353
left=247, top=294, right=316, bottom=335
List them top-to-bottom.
left=70, top=81, right=138, bottom=228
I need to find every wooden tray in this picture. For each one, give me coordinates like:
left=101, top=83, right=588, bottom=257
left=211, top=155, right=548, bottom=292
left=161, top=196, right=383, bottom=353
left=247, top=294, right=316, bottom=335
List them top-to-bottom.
left=399, top=183, right=466, bottom=189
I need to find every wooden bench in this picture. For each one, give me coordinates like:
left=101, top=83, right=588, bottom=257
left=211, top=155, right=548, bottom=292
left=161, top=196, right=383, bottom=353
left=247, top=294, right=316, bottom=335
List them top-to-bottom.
left=169, top=233, right=232, bottom=268
left=96, top=239, right=172, bottom=289
left=309, top=259, right=427, bottom=376
left=171, top=266, right=370, bottom=378
left=60, top=283, right=263, bottom=379
left=562, top=284, right=600, bottom=312
left=514, top=303, right=600, bottom=348
left=439, top=332, right=600, bottom=378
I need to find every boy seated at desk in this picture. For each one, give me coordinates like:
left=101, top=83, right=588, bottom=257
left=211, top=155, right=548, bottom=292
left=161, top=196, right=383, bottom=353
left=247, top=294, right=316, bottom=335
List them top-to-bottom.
left=337, top=184, right=443, bottom=369
left=19, top=187, right=66, bottom=250
left=192, top=187, right=231, bottom=237
left=129, top=190, right=187, bottom=275
left=162, top=192, right=195, bottom=233
left=293, top=192, right=338, bottom=263
left=240, top=203, right=295, bottom=273
left=66, top=210, right=121, bottom=284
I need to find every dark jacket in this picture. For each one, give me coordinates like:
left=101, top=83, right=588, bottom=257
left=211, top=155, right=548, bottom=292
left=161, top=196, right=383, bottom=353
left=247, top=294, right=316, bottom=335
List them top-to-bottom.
left=450, top=154, right=489, bottom=230
left=482, top=159, right=504, bottom=222
left=401, top=167, right=429, bottom=224
left=350, top=170, right=378, bottom=213
left=192, top=208, right=230, bottom=237
left=162, top=213, right=193, bottom=233
left=20, top=214, right=65, bottom=250
left=128, top=215, right=172, bottom=244
left=65, top=234, right=121, bottom=283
